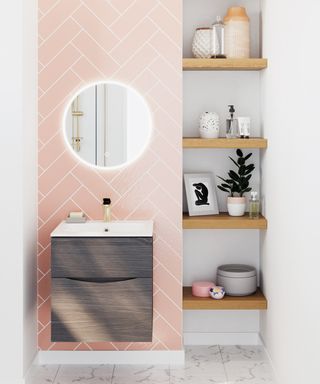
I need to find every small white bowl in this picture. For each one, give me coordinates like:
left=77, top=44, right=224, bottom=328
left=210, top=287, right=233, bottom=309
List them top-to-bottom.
left=209, top=286, right=225, bottom=300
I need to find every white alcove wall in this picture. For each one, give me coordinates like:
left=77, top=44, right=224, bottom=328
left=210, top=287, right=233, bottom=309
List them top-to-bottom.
left=183, top=0, right=263, bottom=342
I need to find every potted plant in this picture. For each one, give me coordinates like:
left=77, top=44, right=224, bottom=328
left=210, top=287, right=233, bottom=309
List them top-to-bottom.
left=217, top=149, right=255, bottom=216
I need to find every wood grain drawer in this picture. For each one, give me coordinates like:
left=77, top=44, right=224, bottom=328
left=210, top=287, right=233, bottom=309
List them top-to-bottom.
left=51, top=237, right=152, bottom=278
left=51, top=277, right=152, bottom=342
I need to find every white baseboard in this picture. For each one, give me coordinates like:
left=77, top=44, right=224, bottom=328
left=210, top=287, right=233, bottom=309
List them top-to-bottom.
left=184, top=332, right=261, bottom=345
left=258, top=335, right=279, bottom=384
left=36, top=350, right=185, bottom=366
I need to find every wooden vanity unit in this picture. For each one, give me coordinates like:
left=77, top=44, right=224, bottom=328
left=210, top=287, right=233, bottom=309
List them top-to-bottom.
left=51, top=225, right=153, bottom=343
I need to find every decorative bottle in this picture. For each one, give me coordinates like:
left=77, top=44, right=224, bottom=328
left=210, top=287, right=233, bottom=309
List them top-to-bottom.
left=224, top=7, right=250, bottom=58
left=211, top=16, right=226, bottom=58
left=226, top=105, right=238, bottom=138
left=249, top=192, right=260, bottom=219
left=103, top=198, right=112, bottom=222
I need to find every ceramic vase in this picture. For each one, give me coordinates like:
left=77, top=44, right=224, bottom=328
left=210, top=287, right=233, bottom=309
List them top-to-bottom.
left=224, top=7, right=250, bottom=58
left=192, top=28, right=212, bottom=58
left=199, top=112, right=220, bottom=139
left=227, top=196, right=246, bottom=217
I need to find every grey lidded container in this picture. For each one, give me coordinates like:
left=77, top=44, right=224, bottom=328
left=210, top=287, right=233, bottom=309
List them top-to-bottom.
left=217, top=264, right=257, bottom=296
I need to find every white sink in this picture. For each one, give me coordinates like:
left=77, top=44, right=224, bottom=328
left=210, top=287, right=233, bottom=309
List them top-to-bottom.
left=51, top=220, right=153, bottom=238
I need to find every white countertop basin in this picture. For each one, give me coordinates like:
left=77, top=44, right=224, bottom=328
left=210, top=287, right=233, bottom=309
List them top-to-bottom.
left=51, top=220, right=153, bottom=238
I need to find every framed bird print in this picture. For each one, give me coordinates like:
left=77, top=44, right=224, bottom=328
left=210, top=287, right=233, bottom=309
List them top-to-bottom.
left=184, top=173, right=219, bottom=216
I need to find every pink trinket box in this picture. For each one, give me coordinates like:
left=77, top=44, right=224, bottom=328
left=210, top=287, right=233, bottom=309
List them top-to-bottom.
left=192, top=281, right=216, bottom=297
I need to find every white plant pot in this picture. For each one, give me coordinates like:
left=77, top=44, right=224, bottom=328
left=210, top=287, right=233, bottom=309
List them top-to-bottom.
left=227, top=197, right=246, bottom=217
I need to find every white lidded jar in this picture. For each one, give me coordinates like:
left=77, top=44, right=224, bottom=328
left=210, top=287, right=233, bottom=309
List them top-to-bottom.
left=224, top=7, right=250, bottom=58
left=199, top=112, right=220, bottom=138
left=217, top=264, right=257, bottom=296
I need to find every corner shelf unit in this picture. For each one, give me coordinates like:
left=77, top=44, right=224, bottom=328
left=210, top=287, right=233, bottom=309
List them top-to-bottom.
left=183, top=58, right=268, bottom=71
left=183, top=137, right=268, bottom=149
left=183, top=213, right=267, bottom=230
left=183, top=287, right=267, bottom=310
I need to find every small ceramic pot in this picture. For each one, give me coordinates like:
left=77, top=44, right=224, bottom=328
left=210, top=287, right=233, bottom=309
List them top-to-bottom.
left=192, top=28, right=212, bottom=58
left=199, top=112, right=220, bottom=139
left=227, top=197, right=246, bottom=217
left=192, top=281, right=215, bottom=297
left=209, top=286, right=225, bottom=300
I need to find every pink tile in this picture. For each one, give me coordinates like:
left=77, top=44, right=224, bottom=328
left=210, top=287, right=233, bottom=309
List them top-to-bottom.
left=39, top=0, right=80, bottom=40
left=39, top=0, right=61, bottom=14
left=82, top=0, right=120, bottom=23
left=108, top=0, right=133, bottom=14
left=110, top=0, right=156, bottom=38
left=159, top=0, right=182, bottom=21
left=149, top=5, right=182, bottom=43
left=73, top=6, right=119, bottom=52
left=110, top=18, right=155, bottom=64
left=39, top=19, right=80, bottom=66
left=72, top=31, right=118, bottom=76
left=149, top=31, right=182, bottom=70
left=112, top=43, right=157, bottom=82
left=39, top=44, right=81, bottom=91
left=72, top=56, right=103, bottom=82
left=148, top=56, right=182, bottom=100
left=131, top=69, right=158, bottom=94
left=39, top=70, right=81, bottom=117
left=148, top=82, right=181, bottom=123
left=39, top=107, right=64, bottom=144
left=153, top=109, right=182, bottom=150
left=38, top=133, right=65, bottom=170
left=111, top=150, right=158, bottom=195
left=38, top=151, right=76, bottom=195
left=150, top=161, right=181, bottom=204
left=71, top=165, right=121, bottom=203
left=39, top=174, right=81, bottom=221
left=149, top=186, right=181, bottom=229
left=71, top=187, right=102, bottom=219
left=38, top=200, right=78, bottom=248
left=153, top=212, right=182, bottom=254
left=154, top=238, right=182, bottom=278
left=38, top=246, right=51, bottom=275
left=154, top=264, right=182, bottom=307
left=38, top=273, right=51, bottom=301
left=153, top=291, right=182, bottom=334
left=38, top=298, right=51, bottom=326
left=153, top=317, right=182, bottom=350
left=38, top=324, right=52, bottom=350
left=50, top=342, right=81, bottom=351
left=86, top=342, right=117, bottom=351
left=126, top=342, right=154, bottom=351
left=74, top=343, right=92, bottom=351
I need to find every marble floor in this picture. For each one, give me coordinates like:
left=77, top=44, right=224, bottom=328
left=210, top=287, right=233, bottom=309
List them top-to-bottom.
left=27, top=345, right=275, bottom=384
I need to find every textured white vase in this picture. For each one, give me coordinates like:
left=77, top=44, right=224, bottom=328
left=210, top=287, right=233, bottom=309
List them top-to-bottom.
left=224, top=7, right=250, bottom=58
left=192, top=28, right=212, bottom=58
left=199, top=112, right=220, bottom=139
left=227, top=197, right=246, bottom=217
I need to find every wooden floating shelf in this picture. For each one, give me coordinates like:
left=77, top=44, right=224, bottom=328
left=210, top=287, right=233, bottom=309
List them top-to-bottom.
left=183, top=58, right=268, bottom=71
left=183, top=137, right=268, bottom=149
left=183, top=213, right=267, bottom=230
left=183, top=287, right=267, bottom=310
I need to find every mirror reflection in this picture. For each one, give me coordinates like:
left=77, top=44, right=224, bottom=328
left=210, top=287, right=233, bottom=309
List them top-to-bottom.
left=64, top=82, right=152, bottom=168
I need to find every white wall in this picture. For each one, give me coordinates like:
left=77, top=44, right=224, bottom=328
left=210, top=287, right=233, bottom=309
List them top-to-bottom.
left=0, top=0, right=37, bottom=382
left=183, top=0, right=262, bottom=338
left=261, top=0, right=320, bottom=382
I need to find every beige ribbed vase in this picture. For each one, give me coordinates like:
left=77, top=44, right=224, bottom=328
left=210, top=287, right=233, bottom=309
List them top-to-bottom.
left=224, top=7, right=250, bottom=58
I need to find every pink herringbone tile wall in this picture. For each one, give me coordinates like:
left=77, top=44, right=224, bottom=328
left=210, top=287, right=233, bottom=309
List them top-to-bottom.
left=38, top=0, right=182, bottom=351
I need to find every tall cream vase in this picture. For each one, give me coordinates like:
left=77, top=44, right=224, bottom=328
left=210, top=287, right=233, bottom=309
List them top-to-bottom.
left=224, top=7, right=250, bottom=58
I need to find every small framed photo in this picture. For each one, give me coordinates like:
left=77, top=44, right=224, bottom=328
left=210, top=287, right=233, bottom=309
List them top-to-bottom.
left=184, top=173, right=219, bottom=216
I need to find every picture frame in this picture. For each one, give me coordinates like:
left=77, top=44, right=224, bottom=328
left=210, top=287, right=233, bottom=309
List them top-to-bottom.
left=184, top=173, right=219, bottom=216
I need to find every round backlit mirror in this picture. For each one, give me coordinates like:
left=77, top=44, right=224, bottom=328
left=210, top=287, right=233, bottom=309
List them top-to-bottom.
left=64, top=82, right=152, bottom=168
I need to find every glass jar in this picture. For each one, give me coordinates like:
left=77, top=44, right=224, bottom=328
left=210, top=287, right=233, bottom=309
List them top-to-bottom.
left=211, top=16, right=226, bottom=58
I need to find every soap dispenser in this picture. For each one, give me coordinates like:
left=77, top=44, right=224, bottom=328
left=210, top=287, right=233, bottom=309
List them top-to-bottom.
left=226, top=105, right=238, bottom=138
left=249, top=192, right=260, bottom=219
left=103, top=198, right=112, bottom=222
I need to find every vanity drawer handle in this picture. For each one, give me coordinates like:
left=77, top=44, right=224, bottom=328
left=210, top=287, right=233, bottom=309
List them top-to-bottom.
left=64, top=277, right=137, bottom=284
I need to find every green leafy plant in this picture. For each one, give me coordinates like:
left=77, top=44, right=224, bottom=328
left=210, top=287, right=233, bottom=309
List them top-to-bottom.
left=217, top=149, right=255, bottom=197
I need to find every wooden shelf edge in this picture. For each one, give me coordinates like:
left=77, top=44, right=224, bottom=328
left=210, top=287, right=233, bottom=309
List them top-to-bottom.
left=183, top=58, right=268, bottom=71
left=183, top=137, right=268, bottom=149
left=183, top=213, right=267, bottom=230
left=183, top=287, right=267, bottom=310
